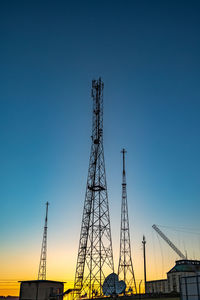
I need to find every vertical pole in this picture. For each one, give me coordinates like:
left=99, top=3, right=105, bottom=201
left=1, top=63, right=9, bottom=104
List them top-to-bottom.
left=122, top=148, right=125, bottom=175
left=122, top=149, right=126, bottom=285
left=45, top=202, right=49, bottom=226
left=142, top=235, right=147, bottom=293
left=179, top=276, right=182, bottom=300
left=196, top=276, right=200, bottom=300
left=185, top=277, right=188, bottom=300
left=139, top=280, right=142, bottom=300
left=36, top=281, right=39, bottom=300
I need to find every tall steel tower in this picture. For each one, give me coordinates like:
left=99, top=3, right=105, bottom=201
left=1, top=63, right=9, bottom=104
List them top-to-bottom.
left=74, top=78, right=114, bottom=299
left=118, top=149, right=137, bottom=294
left=38, top=202, right=49, bottom=280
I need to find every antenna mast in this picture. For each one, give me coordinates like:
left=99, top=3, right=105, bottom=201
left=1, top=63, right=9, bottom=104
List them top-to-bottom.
left=74, top=78, right=114, bottom=298
left=118, top=149, right=137, bottom=294
left=38, top=202, right=49, bottom=280
left=142, top=235, right=147, bottom=293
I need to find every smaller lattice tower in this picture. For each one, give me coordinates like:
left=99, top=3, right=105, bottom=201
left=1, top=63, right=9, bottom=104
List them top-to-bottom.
left=118, top=149, right=137, bottom=294
left=38, top=202, right=49, bottom=280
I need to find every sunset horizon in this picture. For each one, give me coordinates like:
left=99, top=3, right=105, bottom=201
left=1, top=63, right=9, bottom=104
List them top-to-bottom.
left=1, top=0, right=200, bottom=299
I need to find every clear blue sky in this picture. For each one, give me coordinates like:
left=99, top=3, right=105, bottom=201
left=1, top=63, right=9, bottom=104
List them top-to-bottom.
left=1, top=0, right=200, bottom=293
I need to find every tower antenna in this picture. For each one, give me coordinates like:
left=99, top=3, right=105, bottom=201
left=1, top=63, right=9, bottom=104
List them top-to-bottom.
left=74, top=78, right=114, bottom=298
left=118, top=149, right=137, bottom=294
left=38, top=202, right=49, bottom=280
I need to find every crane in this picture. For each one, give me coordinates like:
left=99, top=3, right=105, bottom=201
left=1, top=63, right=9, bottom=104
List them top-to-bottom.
left=152, top=224, right=187, bottom=260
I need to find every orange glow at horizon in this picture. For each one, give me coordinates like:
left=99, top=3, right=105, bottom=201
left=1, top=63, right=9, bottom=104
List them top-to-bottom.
left=1, top=227, right=199, bottom=296
left=0, top=248, right=175, bottom=297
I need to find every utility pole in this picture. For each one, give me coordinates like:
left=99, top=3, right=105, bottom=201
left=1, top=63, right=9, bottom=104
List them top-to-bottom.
left=73, top=78, right=114, bottom=299
left=118, top=149, right=137, bottom=294
left=38, top=202, right=49, bottom=280
left=142, top=235, right=147, bottom=293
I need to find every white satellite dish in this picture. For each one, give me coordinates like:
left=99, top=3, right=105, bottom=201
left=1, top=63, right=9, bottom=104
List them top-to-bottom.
left=102, top=273, right=126, bottom=296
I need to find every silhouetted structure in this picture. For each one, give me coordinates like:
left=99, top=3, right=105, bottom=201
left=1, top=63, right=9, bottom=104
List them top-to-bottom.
left=74, top=78, right=114, bottom=298
left=118, top=149, right=137, bottom=294
left=38, top=202, right=49, bottom=280
left=152, top=224, right=187, bottom=259
left=142, top=235, right=147, bottom=293
left=146, top=259, right=200, bottom=294
left=19, top=280, right=63, bottom=300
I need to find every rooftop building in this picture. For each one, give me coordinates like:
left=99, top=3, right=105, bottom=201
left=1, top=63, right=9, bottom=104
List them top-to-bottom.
left=146, top=259, right=200, bottom=294
left=19, top=280, right=64, bottom=300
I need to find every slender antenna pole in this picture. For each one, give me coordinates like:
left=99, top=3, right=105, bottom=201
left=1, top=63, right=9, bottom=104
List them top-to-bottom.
left=38, top=202, right=49, bottom=280
left=142, top=235, right=147, bottom=293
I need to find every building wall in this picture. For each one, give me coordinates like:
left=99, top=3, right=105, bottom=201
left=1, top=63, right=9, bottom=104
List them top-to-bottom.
left=146, top=261, right=200, bottom=295
left=167, top=271, right=196, bottom=293
left=146, top=272, right=197, bottom=294
left=180, top=275, right=200, bottom=300
left=146, top=280, right=168, bottom=294
left=19, top=281, right=63, bottom=300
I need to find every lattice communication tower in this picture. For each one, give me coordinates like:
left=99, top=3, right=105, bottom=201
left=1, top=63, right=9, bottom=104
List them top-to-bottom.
left=74, top=78, right=114, bottom=299
left=118, top=149, right=137, bottom=294
left=38, top=201, right=49, bottom=280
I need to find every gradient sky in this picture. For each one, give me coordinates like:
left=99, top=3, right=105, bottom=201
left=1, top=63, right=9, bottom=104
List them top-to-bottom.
left=1, top=0, right=200, bottom=296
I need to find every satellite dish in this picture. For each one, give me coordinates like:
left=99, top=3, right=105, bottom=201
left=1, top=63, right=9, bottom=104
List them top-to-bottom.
left=102, top=273, right=126, bottom=296
left=116, top=280, right=126, bottom=295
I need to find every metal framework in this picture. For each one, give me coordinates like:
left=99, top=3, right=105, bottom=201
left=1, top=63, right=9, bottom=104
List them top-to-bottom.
left=74, top=78, right=114, bottom=299
left=118, top=149, right=137, bottom=294
left=38, top=201, right=49, bottom=280
left=152, top=224, right=187, bottom=259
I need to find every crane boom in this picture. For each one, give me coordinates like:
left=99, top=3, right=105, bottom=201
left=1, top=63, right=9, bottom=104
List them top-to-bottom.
left=152, top=224, right=187, bottom=259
